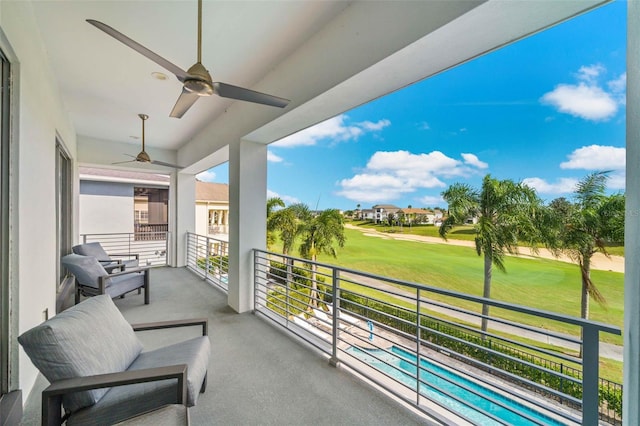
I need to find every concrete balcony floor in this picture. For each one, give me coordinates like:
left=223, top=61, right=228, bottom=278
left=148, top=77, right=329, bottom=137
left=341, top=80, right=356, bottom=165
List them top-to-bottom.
left=21, top=267, right=433, bottom=425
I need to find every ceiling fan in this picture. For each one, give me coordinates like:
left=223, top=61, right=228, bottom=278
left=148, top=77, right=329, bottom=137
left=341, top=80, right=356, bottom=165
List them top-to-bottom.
left=87, top=0, right=290, bottom=118
left=113, top=114, right=184, bottom=169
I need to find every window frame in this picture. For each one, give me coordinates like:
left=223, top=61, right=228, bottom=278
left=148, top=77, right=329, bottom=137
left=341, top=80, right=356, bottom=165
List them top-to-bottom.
left=0, top=45, right=11, bottom=398
left=55, top=138, right=73, bottom=294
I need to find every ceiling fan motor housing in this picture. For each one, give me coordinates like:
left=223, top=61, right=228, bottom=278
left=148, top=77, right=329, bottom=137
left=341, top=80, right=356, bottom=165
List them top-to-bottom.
left=184, top=62, right=214, bottom=96
left=136, top=151, right=151, bottom=162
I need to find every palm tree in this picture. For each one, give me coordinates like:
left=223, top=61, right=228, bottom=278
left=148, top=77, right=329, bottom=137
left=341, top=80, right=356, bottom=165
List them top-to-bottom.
left=543, top=172, right=625, bottom=324
left=440, top=174, right=541, bottom=333
left=266, top=197, right=285, bottom=249
left=270, top=203, right=311, bottom=255
left=299, top=208, right=346, bottom=308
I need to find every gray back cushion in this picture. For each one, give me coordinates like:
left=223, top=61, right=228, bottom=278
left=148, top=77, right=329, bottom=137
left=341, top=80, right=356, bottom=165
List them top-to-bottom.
left=73, top=242, right=111, bottom=262
left=62, top=253, right=108, bottom=288
left=18, top=295, right=143, bottom=413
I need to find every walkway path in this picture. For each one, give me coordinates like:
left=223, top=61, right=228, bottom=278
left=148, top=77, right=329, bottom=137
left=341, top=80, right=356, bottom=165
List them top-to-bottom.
left=344, top=224, right=623, bottom=361
left=346, top=224, right=625, bottom=273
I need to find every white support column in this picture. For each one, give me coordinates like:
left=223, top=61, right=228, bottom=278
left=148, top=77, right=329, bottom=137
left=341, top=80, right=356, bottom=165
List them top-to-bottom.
left=624, top=2, right=639, bottom=424
left=228, top=139, right=267, bottom=313
left=170, top=172, right=196, bottom=267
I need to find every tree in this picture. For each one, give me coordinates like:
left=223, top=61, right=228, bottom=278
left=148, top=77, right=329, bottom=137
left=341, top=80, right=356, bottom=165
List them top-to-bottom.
left=543, top=172, right=625, bottom=325
left=440, top=174, right=541, bottom=333
left=266, top=197, right=285, bottom=249
left=269, top=203, right=310, bottom=255
left=299, top=208, right=346, bottom=308
left=387, top=212, right=395, bottom=227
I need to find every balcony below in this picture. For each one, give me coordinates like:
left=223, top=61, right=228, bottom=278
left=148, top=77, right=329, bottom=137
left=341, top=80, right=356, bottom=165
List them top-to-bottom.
left=21, top=266, right=434, bottom=425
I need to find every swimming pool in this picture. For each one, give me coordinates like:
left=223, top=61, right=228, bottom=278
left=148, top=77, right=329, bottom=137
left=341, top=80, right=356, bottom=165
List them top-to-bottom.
left=346, top=345, right=566, bottom=425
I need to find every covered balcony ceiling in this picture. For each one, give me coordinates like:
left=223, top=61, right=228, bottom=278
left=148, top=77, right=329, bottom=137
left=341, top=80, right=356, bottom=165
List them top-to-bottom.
left=31, top=0, right=609, bottom=172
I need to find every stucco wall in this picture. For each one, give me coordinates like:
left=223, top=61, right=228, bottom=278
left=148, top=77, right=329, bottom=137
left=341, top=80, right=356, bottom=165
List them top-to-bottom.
left=0, top=0, right=78, bottom=403
left=79, top=181, right=134, bottom=234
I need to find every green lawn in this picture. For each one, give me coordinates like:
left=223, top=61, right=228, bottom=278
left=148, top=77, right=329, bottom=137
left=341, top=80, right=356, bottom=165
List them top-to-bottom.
left=351, top=220, right=626, bottom=256
left=352, top=221, right=477, bottom=241
left=269, top=226, right=624, bottom=381
left=273, top=227, right=623, bottom=342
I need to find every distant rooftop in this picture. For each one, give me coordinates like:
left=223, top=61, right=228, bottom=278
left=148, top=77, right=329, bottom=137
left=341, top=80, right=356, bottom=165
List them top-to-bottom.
left=196, top=181, right=229, bottom=202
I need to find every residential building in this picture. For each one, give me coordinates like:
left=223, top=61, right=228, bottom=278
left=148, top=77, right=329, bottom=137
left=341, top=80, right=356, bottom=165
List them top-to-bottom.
left=1, top=2, right=637, bottom=425
left=195, top=181, right=230, bottom=239
left=372, top=204, right=401, bottom=223
left=397, top=207, right=444, bottom=225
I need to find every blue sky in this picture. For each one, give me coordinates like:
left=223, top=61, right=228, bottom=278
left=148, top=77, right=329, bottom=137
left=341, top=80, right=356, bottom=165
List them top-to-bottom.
left=198, top=1, right=627, bottom=211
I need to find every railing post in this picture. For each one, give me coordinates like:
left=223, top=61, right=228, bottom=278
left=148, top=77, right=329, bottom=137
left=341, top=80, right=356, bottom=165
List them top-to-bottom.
left=165, top=231, right=169, bottom=266
left=82, top=234, right=87, bottom=244
left=205, top=237, right=210, bottom=281
left=285, top=256, right=292, bottom=320
left=330, top=268, right=340, bottom=367
left=416, top=288, right=421, bottom=405
left=582, top=324, right=600, bottom=425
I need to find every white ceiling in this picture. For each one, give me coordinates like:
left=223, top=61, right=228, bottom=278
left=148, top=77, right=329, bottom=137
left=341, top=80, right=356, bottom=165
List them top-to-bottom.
left=29, top=0, right=610, bottom=173
left=31, top=0, right=349, bottom=150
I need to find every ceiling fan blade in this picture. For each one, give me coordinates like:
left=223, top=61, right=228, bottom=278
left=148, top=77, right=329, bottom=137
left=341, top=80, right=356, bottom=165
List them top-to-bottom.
left=87, top=19, right=190, bottom=82
left=213, top=82, right=289, bottom=108
left=170, top=89, right=200, bottom=118
left=112, top=159, right=137, bottom=165
left=151, top=160, right=185, bottom=169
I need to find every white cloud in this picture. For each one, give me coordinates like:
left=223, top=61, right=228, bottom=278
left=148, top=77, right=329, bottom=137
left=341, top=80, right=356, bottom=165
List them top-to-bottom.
left=540, top=64, right=625, bottom=121
left=576, top=64, right=605, bottom=83
left=608, top=72, right=627, bottom=94
left=541, top=84, right=617, bottom=120
left=273, top=114, right=389, bottom=148
left=359, top=119, right=391, bottom=131
left=419, top=121, right=431, bottom=130
left=560, top=145, right=625, bottom=170
left=336, top=150, right=488, bottom=203
left=267, top=151, right=283, bottom=163
left=461, top=153, right=488, bottom=169
left=196, top=170, right=216, bottom=182
left=608, top=172, right=626, bottom=190
left=521, top=177, right=579, bottom=195
left=267, top=189, right=300, bottom=205
left=418, top=195, right=445, bottom=206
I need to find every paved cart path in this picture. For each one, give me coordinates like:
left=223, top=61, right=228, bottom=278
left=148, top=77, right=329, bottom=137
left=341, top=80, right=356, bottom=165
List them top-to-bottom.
left=345, top=224, right=624, bottom=273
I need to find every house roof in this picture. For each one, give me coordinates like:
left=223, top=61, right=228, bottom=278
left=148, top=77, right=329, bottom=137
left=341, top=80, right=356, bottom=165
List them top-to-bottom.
left=196, top=181, right=229, bottom=202
left=372, top=204, right=400, bottom=209
left=398, top=208, right=430, bottom=215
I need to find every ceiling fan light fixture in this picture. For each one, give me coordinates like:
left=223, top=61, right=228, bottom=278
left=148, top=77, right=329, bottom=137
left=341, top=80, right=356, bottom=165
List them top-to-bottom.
left=151, top=71, right=168, bottom=81
left=184, top=78, right=213, bottom=96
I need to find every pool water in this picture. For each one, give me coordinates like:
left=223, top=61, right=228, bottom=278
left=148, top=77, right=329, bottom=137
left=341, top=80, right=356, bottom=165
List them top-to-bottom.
left=346, top=345, right=566, bottom=426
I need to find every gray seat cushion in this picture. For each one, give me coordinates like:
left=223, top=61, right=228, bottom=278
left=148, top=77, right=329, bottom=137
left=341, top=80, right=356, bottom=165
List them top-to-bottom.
left=73, top=242, right=111, bottom=262
left=73, top=242, right=139, bottom=270
left=62, top=253, right=109, bottom=288
left=106, top=272, right=146, bottom=298
left=18, top=295, right=143, bottom=413
left=67, top=336, right=210, bottom=426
